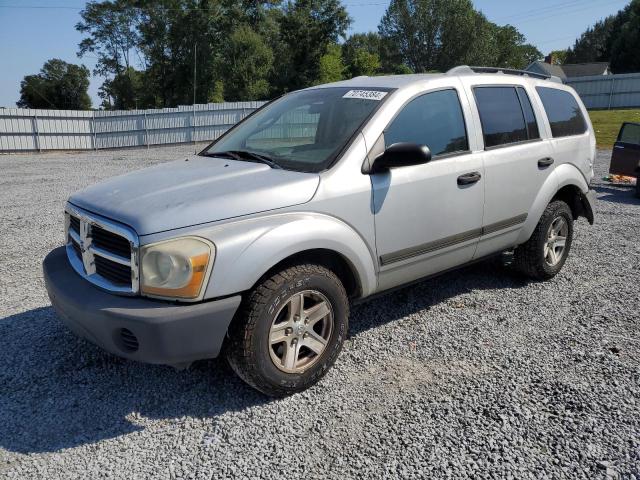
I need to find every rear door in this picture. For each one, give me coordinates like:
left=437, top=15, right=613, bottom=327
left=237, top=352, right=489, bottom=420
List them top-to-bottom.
left=468, top=84, right=554, bottom=258
left=610, top=122, right=640, bottom=177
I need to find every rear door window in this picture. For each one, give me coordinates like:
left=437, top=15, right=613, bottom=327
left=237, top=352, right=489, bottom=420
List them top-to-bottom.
left=473, top=87, right=529, bottom=148
left=536, top=87, right=587, bottom=138
left=385, top=89, right=469, bottom=157
left=618, top=123, right=640, bottom=145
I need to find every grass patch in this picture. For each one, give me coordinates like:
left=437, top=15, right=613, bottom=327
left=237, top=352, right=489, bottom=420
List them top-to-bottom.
left=588, top=109, right=640, bottom=149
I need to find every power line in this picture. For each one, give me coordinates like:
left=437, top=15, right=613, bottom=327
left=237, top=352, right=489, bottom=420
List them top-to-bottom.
left=494, top=0, right=594, bottom=22
left=515, top=0, right=626, bottom=25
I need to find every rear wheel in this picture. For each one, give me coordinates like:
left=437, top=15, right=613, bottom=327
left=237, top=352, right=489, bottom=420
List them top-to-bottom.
left=514, top=200, right=574, bottom=280
left=226, top=264, right=348, bottom=397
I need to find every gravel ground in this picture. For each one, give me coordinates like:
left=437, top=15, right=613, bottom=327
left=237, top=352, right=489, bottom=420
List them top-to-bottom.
left=0, top=146, right=639, bottom=479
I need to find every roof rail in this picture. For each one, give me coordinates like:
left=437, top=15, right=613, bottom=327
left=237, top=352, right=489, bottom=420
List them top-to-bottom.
left=447, top=65, right=562, bottom=83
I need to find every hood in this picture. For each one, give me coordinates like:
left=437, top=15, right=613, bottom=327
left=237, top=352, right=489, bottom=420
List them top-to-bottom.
left=69, top=155, right=320, bottom=235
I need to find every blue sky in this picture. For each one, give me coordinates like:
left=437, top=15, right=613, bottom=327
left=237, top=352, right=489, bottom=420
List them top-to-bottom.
left=0, top=0, right=630, bottom=108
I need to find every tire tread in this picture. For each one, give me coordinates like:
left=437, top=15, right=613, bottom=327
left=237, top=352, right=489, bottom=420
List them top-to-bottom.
left=514, top=200, right=573, bottom=280
left=226, top=264, right=348, bottom=397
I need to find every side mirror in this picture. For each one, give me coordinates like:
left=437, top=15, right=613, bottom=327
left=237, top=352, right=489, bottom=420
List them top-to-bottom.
left=371, top=143, right=432, bottom=173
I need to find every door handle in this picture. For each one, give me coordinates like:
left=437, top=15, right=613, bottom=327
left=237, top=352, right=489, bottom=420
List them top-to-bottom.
left=538, top=157, right=555, bottom=168
left=457, top=172, right=482, bottom=186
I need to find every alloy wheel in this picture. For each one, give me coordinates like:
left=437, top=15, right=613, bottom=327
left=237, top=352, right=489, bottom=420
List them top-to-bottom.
left=544, top=216, right=569, bottom=267
left=268, top=290, right=334, bottom=373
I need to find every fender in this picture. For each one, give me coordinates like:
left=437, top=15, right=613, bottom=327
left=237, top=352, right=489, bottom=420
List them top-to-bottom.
left=517, top=163, right=589, bottom=244
left=202, top=212, right=378, bottom=300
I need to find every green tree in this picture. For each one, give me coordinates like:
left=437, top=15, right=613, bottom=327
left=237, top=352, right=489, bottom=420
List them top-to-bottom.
left=76, top=0, right=141, bottom=108
left=77, top=0, right=277, bottom=108
left=136, top=0, right=223, bottom=107
left=136, top=0, right=279, bottom=106
left=272, top=0, right=351, bottom=93
left=378, top=0, right=539, bottom=73
left=379, top=0, right=481, bottom=72
left=565, top=0, right=640, bottom=73
left=610, top=0, right=640, bottom=73
left=565, top=17, right=616, bottom=64
left=220, top=25, right=274, bottom=101
left=491, top=25, right=542, bottom=69
left=342, top=33, right=382, bottom=77
left=315, top=43, right=345, bottom=84
left=547, top=49, right=569, bottom=65
left=17, top=59, right=91, bottom=110
left=98, top=66, right=145, bottom=109
left=209, top=81, right=225, bottom=103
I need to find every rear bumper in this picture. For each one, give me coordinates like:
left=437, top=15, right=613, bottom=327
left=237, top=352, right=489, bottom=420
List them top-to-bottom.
left=43, top=246, right=241, bottom=366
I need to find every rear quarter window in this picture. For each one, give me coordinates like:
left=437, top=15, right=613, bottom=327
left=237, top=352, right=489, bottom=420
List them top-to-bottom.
left=536, top=87, right=587, bottom=138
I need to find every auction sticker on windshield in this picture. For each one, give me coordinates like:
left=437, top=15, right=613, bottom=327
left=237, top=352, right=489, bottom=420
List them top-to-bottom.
left=343, top=90, right=388, bottom=101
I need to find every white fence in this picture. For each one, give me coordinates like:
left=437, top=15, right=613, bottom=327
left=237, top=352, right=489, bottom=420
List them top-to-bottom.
left=566, top=72, right=640, bottom=110
left=4, top=74, right=640, bottom=153
left=0, top=101, right=266, bottom=152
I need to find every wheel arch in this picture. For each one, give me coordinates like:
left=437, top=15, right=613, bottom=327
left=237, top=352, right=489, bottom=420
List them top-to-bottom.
left=517, top=164, right=591, bottom=244
left=552, top=184, right=594, bottom=224
left=203, top=213, right=377, bottom=300
left=252, top=248, right=362, bottom=300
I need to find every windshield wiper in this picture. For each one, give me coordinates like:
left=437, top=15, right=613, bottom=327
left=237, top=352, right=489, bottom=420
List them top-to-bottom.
left=201, top=150, right=241, bottom=160
left=204, top=150, right=282, bottom=169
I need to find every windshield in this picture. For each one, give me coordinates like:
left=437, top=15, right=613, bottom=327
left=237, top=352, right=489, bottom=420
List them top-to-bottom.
left=201, top=87, right=392, bottom=172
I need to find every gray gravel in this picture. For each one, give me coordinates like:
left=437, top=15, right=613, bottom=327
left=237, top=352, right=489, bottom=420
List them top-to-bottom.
left=1, top=146, right=639, bottom=479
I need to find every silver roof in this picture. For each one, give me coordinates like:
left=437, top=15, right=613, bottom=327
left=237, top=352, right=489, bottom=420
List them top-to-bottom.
left=310, top=66, right=562, bottom=91
left=313, top=73, right=446, bottom=90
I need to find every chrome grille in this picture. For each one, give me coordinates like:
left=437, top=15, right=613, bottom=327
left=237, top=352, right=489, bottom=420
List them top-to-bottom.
left=65, top=204, right=139, bottom=295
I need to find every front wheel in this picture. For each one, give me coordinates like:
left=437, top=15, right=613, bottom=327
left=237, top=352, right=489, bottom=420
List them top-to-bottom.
left=514, top=200, right=574, bottom=280
left=226, top=264, right=349, bottom=397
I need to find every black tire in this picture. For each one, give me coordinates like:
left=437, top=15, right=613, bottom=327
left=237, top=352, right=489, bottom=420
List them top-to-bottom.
left=635, top=174, right=640, bottom=199
left=514, top=200, right=574, bottom=280
left=226, top=264, right=349, bottom=397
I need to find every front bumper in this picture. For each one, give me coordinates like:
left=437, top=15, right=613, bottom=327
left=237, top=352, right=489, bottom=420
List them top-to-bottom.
left=43, top=246, right=241, bottom=366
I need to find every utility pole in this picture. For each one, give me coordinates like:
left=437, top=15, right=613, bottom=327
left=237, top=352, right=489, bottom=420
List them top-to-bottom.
left=193, top=43, right=197, bottom=149
left=193, top=43, right=197, bottom=106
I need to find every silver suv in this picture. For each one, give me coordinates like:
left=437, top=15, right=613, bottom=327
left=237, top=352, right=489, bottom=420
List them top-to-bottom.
left=43, top=66, right=596, bottom=396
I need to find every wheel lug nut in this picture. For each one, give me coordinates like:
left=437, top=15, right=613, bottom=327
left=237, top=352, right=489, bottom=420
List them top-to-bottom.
left=285, top=327, right=293, bottom=335
left=303, top=333, right=309, bottom=339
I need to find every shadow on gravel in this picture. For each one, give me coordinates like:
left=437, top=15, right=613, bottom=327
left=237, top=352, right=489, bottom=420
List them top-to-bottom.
left=593, top=185, right=640, bottom=205
left=350, top=259, right=529, bottom=337
left=0, top=260, right=527, bottom=455
left=0, top=307, right=266, bottom=454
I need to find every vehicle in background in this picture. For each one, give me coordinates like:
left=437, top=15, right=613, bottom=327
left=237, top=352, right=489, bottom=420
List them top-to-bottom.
left=610, top=122, right=640, bottom=198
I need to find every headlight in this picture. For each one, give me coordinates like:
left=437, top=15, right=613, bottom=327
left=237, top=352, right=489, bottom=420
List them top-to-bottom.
left=140, top=237, right=214, bottom=300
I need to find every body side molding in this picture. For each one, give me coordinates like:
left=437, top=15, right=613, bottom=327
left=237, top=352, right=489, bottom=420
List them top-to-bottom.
left=380, top=214, right=528, bottom=266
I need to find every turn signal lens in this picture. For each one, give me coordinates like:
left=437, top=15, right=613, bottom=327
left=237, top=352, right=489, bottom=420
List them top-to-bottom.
left=140, top=238, right=214, bottom=299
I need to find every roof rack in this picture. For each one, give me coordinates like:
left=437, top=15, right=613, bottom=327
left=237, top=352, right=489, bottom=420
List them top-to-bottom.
left=447, top=65, right=562, bottom=83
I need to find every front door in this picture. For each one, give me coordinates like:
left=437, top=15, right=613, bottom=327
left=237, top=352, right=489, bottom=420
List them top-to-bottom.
left=372, top=87, right=485, bottom=292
